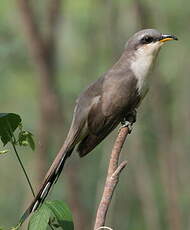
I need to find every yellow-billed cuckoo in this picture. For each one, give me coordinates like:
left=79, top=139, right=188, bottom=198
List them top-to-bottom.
left=21, top=29, right=177, bottom=221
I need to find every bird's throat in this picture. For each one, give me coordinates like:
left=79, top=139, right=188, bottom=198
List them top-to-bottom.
left=130, top=52, right=156, bottom=97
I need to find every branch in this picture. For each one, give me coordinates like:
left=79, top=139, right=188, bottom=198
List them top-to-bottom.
left=94, top=126, right=130, bottom=230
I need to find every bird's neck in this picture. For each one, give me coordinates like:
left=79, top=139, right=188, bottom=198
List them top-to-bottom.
left=130, top=49, right=158, bottom=96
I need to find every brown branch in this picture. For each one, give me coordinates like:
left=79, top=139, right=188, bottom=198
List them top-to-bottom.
left=94, top=126, right=130, bottom=230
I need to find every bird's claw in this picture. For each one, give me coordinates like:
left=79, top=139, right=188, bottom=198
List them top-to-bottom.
left=120, top=110, right=137, bottom=134
left=120, top=120, right=133, bottom=133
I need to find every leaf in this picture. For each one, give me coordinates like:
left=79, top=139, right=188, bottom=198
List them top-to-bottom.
left=0, top=113, right=21, bottom=146
left=18, top=131, right=35, bottom=150
left=26, top=132, right=35, bottom=151
left=0, top=149, right=9, bottom=155
left=45, top=200, right=74, bottom=230
left=28, top=204, right=52, bottom=230
left=11, top=223, right=21, bottom=230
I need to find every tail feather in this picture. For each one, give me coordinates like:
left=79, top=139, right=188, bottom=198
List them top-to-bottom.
left=20, top=119, right=84, bottom=225
left=20, top=147, right=73, bottom=225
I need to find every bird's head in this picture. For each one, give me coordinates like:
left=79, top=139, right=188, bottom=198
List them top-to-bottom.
left=126, top=29, right=178, bottom=57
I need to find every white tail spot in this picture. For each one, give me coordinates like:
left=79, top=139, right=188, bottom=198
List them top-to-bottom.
left=55, top=157, right=64, bottom=175
left=40, top=182, right=51, bottom=200
left=32, top=200, right=39, bottom=213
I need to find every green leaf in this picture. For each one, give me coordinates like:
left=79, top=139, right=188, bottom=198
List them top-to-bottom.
left=0, top=113, right=21, bottom=146
left=18, top=131, right=35, bottom=150
left=26, top=132, right=35, bottom=151
left=0, top=149, right=9, bottom=155
left=45, top=200, right=74, bottom=230
left=27, top=201, right=73, bottom=230
left=28, top=204, right=52, bottom=230
left=11, top=223, right=21, bottom=230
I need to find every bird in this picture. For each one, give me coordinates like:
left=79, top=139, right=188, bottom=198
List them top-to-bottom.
left=21, top=29, right=177, bottom=222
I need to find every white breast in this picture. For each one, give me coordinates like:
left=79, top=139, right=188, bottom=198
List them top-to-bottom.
left=130, top=42, right=162, bottom=96
left=131, top=51, right=154, bottom=96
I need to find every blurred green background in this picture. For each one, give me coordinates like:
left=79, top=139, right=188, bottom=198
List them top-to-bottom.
left=0, top=0, right=189, bottom=229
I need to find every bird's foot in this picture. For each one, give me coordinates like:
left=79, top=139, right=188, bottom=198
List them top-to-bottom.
left=120, top=110, right=137, bottom=134
left=125, top=110, right=137, bottom=124
left=120, top=119, right=133, bottom=133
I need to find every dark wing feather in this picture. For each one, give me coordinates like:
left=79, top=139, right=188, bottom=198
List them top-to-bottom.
left=77, top=69, right=139, bottom=157
left=77, top=96, right=122, bottom=157
left=77, top=115, right=120, bottom=157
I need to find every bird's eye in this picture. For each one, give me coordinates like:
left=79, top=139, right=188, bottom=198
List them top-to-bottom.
left=142, top=36, right=153, bottom=44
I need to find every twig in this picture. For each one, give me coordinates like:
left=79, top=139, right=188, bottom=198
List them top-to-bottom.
left=6, top=121, right=35, bottom=197
left=94, top=126, right=130, bottom=229
left=11, top=143, right=35, bottom=198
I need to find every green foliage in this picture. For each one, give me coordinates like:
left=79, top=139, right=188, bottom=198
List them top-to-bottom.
left=0, top=113, right=21, bottom=146
left=0, top=113, right=35, bottom=151
left=0, top=113, right=37, bottom=229
left=0, top=114, right=73, bottom=229
left=18, top=125, right=35, bottom=151
left=0, top=149, right=8, bottom=155
left=28, top=201, right=74, bottom=230
left=46, top=201, right=74, bottom=230
left=28, top=204, right=52, bottom=230
left=10, top=223, right=21, bottom=230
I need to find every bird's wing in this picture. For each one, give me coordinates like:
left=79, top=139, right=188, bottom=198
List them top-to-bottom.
left=77, top=70, right=139, bottom=157
left=77, top=93, right=122, bottom=157
left=77, top=117, right=120, bottom=157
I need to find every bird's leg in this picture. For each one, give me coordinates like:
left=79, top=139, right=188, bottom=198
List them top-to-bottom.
left=120, top=110, right=137, bottom=134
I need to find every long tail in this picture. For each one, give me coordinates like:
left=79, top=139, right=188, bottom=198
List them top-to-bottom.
left=20, top=144, right=74, bottom=224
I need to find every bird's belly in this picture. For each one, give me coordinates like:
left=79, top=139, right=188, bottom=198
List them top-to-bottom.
left=134, top=68, right=151, bottom=97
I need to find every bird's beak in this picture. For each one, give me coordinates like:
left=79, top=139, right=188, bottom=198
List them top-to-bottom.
left=159, top=34, right=178, bottom=43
